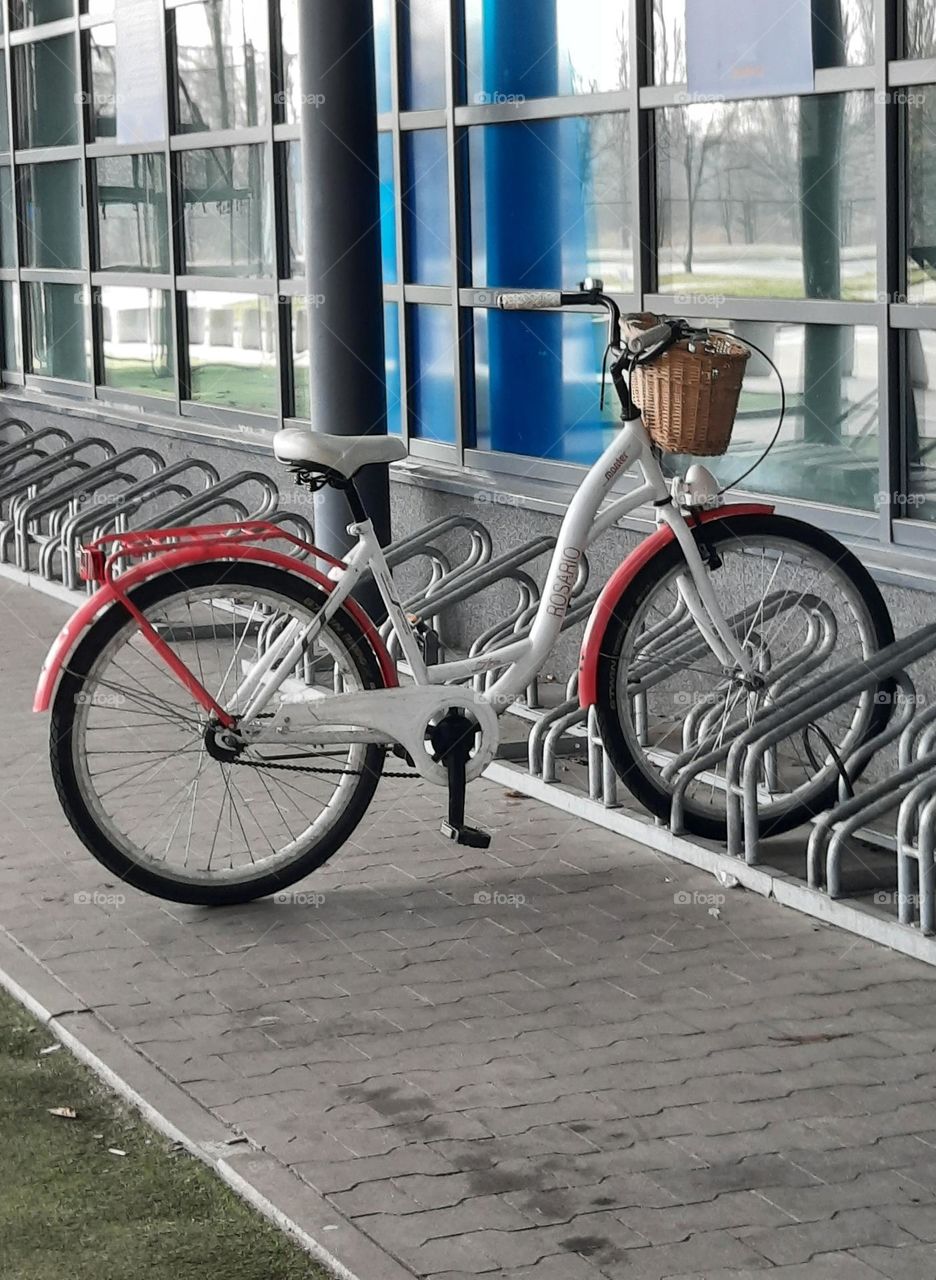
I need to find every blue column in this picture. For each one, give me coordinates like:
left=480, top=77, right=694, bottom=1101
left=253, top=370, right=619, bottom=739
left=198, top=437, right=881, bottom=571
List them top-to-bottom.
left=483, top=0, right=564, bottom=458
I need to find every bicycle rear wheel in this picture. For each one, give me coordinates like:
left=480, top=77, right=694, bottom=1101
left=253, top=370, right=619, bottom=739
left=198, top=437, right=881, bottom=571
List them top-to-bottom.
left=595, top=513, right=894, bottom=841
left=51, top=563, right=387, bottom=905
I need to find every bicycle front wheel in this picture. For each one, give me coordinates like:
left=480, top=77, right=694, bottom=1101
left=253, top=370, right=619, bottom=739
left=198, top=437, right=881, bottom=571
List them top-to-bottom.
left=595, top=513, right=894, bottom=841
left=51, top=563, right=387, bottom=905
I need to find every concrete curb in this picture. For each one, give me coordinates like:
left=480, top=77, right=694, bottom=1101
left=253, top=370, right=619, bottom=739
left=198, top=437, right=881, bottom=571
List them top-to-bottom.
left=0, top=928, right=417, bottom=1280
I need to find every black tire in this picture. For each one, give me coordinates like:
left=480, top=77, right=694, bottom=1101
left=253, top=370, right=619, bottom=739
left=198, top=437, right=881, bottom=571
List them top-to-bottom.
left=595, top=514, right=895, bottom=842
left=50, top=563, right=386, bottom=906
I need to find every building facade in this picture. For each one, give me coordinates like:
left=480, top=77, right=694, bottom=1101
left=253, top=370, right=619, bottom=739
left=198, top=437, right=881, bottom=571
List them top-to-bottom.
left=0, top=1, right=935, bottom=600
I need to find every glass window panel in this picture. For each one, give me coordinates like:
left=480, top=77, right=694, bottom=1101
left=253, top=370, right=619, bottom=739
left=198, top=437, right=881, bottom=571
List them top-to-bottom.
left=11, top=0, right=73, bottom=28
left=83, top=0, right=114, bottom=15
left=175, top=0, right=268, bottom=133
left=279, top=0, right=391, bottom=124
left=401, top=0, right=446, bottom=111
left=465, top=0, right=628, bottom=105
left=653, top=0, right=874, bottom=83
left=907, top=0, right=936, bottom=59
left=87, top=23, right=116, bottom=140
left=14, top=35, right=80, bottom=149
left=0, top=62, right=9, bottom=154
left=908, top=86, right=936, bottom=303
left=656, top=93, right=875, bottom=301
left=469, top=114, right=633, bottom=292
left=403, top=130, right=451, bottom=285
left=285, top=135, right=396, bottom=283
left=181, top=145, right=274, bottom=277
left=95, top=154, right=169, bottom=273
left=21, top=161, right=83, bottom=270
left=0, top=167, right=15, bottom=270
left=26, top=282, right=91, bottom=382
left=1, top=283, right=21, bottom=373
left=100, top=286, right=174, bottom=397
left=186, top=291, right=277, bottom=413
left=292, top=297, right=401, bottom=432
left=408, top=304, right=454, bottom=442
left=473, top=308, right=617, bottom=462
left=659, top=321, right=878, bottom=511
left=906, top=331, right=936, bottom=520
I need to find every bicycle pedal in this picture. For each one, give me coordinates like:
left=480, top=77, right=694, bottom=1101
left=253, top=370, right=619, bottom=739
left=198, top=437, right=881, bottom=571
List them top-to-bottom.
left=440, top=821, right=491, bottom=849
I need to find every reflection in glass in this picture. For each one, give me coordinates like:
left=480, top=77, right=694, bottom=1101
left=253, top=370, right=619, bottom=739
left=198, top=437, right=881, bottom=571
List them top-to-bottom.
left=10, top=0, right=73, bottom=28
left=175, top=0, right=268, bottom=133
left=279, top=0, right=390, bottom=123
left=401, top=0, right=446, bottom=110
left=465, top=0, right=627, bottom=104
left=653, top=0, right=874, bottom=83
left=907, top=1, right=936, bottom=59
left=87, top=23, right=116, bottom=140
left=15, top=35, right=80, bottom=149
left=0, top=62, right=9, bottom=153
left=908, top=87, right=936, bottom=302
left=656, top=93, right=875, bottom=301
left=469, top=114, right=632, bottom=292
left=403, top=130, right=451, bottom=285
left=285, top=134, right=396, bottom=283
left=181, top=145, right=273, bottom=277
left=95, top=154, right=169, bottom=273
left=21, top=162, right=83, bottom=270
left=0, top=167, right=15, bottom=270
left=26, top=282, right=91, bottom=382
left=1, top=284, right=20, bottom=373
left=100, top=287, right=174, bottom=398
left=186, top=291, right=277, bottom=413
left=292, top=298, right=401, bottom=433
left=408, top=305, right=454, bottom=442
left=473, top=308, right=617, bottom=461
left=659, top=322, right=879, bottom=510
left=906, top=331, right=936, bottom=520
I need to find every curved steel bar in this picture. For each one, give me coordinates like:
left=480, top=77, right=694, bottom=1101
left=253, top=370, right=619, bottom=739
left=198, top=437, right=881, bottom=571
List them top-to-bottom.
left=0, top=426, right=72, bottom=479
left=0, top=438, right=115, bottom=507
left=13, top=447, right=166, bottom=570
left=667, top=626, right=936, bottom=849
left=839, top=672, right=919, bottom=804
left=529, top=696, right=578, bottom=777
left=542, top=703, right=588, bottom=783
left=808, top=751, right=936, bottom=893
left=896, top=765, right=936, bottom=926
left=915, top=791, right=936, bottom=935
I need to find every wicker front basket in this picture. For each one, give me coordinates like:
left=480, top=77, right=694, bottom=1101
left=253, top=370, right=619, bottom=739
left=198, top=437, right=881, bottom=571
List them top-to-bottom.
left=631, top=332, right=750, bottom=457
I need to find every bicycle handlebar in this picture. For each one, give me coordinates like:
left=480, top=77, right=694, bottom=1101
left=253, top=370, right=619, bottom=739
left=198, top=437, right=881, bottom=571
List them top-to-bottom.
left=497, top=291, right=564, bottom=311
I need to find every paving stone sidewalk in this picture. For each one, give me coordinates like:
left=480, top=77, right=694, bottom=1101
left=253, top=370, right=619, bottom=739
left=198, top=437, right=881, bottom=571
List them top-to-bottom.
left=2, top=579, right=936, bottom=1279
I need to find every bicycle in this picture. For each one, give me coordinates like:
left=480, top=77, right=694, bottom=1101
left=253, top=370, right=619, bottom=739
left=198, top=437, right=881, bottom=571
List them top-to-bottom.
left=35, top=281, right=894, bottom=904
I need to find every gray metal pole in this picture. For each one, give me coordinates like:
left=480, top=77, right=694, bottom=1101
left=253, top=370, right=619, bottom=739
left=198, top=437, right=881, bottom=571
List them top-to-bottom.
left=297, top=0, right=392, bottom=569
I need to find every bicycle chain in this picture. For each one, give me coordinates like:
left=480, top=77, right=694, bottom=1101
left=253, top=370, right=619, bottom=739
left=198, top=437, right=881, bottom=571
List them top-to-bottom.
left=229, top=750, right=419, bottom=780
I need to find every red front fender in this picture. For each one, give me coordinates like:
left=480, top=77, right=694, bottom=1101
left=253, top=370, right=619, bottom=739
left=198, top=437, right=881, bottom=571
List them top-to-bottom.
left=577, top=504, right=774, bottom=708
left=34, top=543, right=398, bottom=713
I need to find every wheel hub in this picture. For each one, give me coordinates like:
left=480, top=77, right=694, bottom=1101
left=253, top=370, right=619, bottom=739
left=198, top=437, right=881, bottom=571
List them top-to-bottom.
left=203, top=720, right=244, bottom=763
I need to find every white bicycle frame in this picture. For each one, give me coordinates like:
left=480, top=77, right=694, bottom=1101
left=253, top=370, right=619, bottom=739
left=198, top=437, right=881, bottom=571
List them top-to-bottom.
left=231, top=413, right=755, bottom=787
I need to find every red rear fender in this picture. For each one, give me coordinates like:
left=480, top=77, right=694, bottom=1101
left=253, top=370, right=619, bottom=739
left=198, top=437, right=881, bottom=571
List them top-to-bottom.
left=34, top=543, right=397, bottom=713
